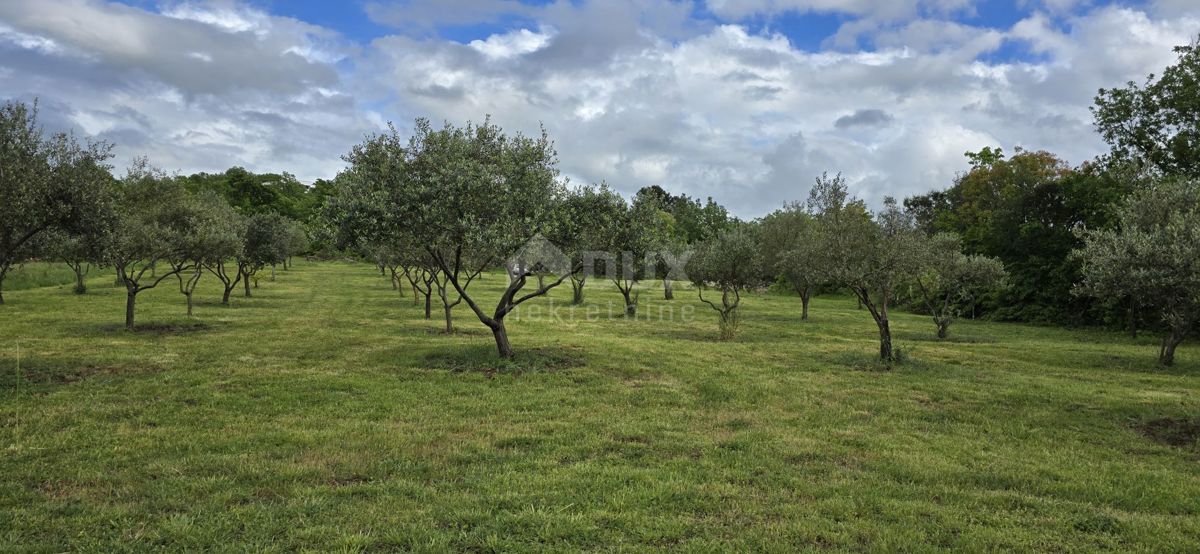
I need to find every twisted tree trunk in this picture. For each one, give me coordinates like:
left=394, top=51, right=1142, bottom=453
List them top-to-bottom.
left=570, top=275, right=586, bottom=305
left=1159, top=329, right=1186, bottom=366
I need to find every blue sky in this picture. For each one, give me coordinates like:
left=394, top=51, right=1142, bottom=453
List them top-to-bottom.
left=1, top=0, right=1197, bottom=215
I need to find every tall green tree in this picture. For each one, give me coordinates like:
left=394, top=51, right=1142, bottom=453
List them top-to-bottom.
left=1093, top=37, right=1200, bottom=177
left=903, top=149, right=1129, bottom=323
left=558, top=183, right=625, bottom=305
left=603, top=191, right=669, bottom=317
left=170, top=192, right=243, bottom=316
left=239, top=212, right=289, bottom=297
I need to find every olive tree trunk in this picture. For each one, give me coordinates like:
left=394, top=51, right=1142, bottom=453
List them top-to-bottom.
left=431, top=248, right=577, bottom=360
left=67, top=261, right=89, bottom=294
left=0, top=262, right=9, bottom=305
left=570, top=275, right=586, bottom=305
left=663, top=278, right=674, bottom=300
left=615, top=280, right=638, bottom=317
left=799, top=286, right=810, bottom=320
left=698, top=287, right=741, bottom=340
left=857, top=289, right=896, bottom=362
left=125, top=290, right=137, bottom=330
left=491, top=321, right=514, bottom=358
left=1159, top=329, right=1187, bottom=366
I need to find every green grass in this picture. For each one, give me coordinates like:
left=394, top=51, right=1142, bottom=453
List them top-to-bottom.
left=1, top=261, right=1198, bottom=551
left=3, top=262, right=80, bottom=292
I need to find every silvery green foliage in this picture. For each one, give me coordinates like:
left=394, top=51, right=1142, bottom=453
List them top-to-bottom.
left=340, top=117, right=573, bottom=357
left=105, top=160, right=200, bottom=328
left=106, top=161, right=195, bottom=283
left=809, top=172, right=924, bottom=361
left=1075, top=179, right=1200, bottom=365
left=552, top=183, right=626, bottom=304
left=557, top=183, right=625, bottom=265
left=600, top=190, right=671, bottom=315
left=168, top=191, right=244, bottom=314
left=175, top=191, right=244, bottom=269
left=604, top=191, right=671, bottom=281
left=759, top=201, right=825, bottom=318
left=243, top=212, right=290, bottom=270
left=686, top=226, right=763, bottom=339
left=687, top=226, right=763, bottom=292
left=913, top=233, right=1007, bottom=338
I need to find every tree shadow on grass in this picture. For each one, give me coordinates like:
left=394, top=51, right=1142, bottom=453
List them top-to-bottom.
left=87, top=321, right=215, bottom=335
left=639, top=324, right=777, bottom=344
left=422, top=327, right=490, bottom=337
left=896, top=332, right=999, bottom=344
left=422, top=343, right=585, bottom=376
left=829, top=349, right=930, bottom=372
left=0, top=356, right=162, bottom=388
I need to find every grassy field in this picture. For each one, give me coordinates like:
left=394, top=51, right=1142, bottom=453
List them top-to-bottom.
left=1, top=261, right=1198, bottom=551
left=2, top=262, right=81, bottom=293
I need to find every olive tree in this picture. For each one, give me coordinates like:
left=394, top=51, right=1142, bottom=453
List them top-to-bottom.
left=0, top=100, right=113, bottom=304
left=342, top=118, right=577, bottom=359
left=106, top=161, right=194, bottom=330
left=813, top=173, right=923, bottom=362
left=1075, top=179, right=1200, bottom=365
left=559, top=183, right=624, bottom=305
left=170, top=192, right=243, bottom=316
left=602, top=192, right=668, bottom=317
left=759, top=203, right=824, bottom=320
left=204, top=209, right=247, bottom=305
left=239, top=212, right=289, bottom=296
left=45, top=219, right=112, bottom=295
left=282, top=220, right=309, bottom=270
left=686, top=226, right=763, bottom=339
left=912, top=233, right=1007, bottom=339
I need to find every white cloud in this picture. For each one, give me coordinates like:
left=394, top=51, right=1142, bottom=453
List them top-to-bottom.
left=0, top=0, right=372, bottom=183
left=1, top=0, right=1198, bottom=217
left=358, top=4, right=1200, bottom=215
left=469, top=27, right=554, bottom=59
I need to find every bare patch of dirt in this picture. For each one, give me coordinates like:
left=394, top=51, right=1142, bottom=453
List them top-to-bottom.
left=1134, top=416, right=1200, bottom=449
left=328, top=474, right=372, bottom=487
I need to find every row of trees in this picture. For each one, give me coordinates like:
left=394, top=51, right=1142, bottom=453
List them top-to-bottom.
left=4, top=36, right=1197, bottom=364
left=0, top=101, right=308, bottom=328
left=323, top=116, right=1010, bottom=362
left=685, top=174, right=1007, bottom=354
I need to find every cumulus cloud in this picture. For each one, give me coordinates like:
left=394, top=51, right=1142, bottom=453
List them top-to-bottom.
left=0, top=0, right=374, bottom=182
left=1, top=0, right=1198, bottom=217
left=358, top=7, right=1198, bottom=214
